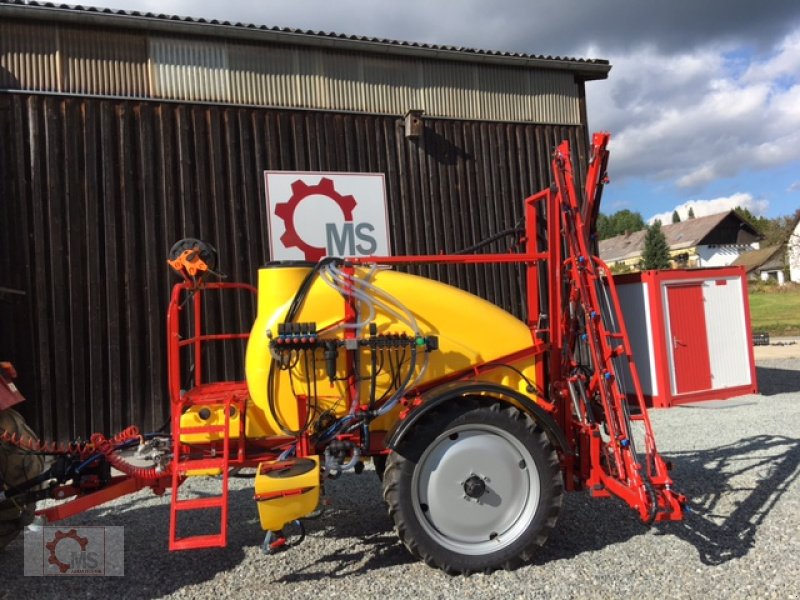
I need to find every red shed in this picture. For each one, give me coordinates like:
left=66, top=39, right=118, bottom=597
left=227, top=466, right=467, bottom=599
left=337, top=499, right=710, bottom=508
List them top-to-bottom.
left=614, top=267, right=758, bottom=408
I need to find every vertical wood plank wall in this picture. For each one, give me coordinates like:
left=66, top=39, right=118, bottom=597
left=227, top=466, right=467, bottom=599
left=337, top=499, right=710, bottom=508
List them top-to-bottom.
left=0, top=93, right=587, bottom=440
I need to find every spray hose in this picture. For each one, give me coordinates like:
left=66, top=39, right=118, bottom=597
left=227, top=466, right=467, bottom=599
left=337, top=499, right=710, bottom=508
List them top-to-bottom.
left=0, top=425, right=138, bottom=459
left=89, top=427, right=164, bottom=482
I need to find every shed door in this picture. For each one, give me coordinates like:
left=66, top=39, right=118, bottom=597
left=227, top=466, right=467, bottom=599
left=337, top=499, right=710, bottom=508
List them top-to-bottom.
left=666, top=283, right=712, bottom=394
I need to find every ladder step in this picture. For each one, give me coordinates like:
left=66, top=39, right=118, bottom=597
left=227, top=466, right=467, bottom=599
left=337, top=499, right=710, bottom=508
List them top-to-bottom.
left=170, top=393, right=234, bottom=552
left=178, top=424, right=227, bottom=434
left=176, top=458, right=227, bottom=472
left=173, top=496, right=225, bottom=511
left=170, top=534, right=226, bottom=551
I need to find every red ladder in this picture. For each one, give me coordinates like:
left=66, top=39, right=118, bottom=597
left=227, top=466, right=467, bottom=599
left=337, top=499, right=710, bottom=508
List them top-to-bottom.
left=168, top=386, right=246, bottom=550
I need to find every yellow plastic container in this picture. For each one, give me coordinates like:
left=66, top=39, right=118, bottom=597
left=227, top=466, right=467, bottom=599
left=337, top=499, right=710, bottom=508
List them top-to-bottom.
left=245, top=264, right=541, bottom=437
left=179, top=403, right=241, bottom=444
left=254, top=456, right=320, bottom=531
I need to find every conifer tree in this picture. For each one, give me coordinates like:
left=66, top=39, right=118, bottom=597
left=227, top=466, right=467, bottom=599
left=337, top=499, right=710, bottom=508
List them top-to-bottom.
left=642, top=220, right=671, bottom=270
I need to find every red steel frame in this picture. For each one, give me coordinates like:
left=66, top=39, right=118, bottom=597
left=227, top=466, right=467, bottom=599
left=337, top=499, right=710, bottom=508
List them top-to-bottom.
left=36, top=132, right=684, bottom=537
left=349, top=133, right=683, bottom=522
left=164, top=281, right=300, bottom=465
left=166, top=281, right=256, bottom=404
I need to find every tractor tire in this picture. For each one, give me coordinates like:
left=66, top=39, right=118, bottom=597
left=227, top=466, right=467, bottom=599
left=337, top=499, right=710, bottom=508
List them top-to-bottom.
left=383, top=401, right=562, bottom=574
left=0, top=408, right=45, bottom=550
left=372, top=454, right=386, bottom=481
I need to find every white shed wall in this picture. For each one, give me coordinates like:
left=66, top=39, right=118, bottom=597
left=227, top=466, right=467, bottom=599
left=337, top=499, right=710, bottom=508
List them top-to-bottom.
left=789, top=221, right=800, bottom=283
left=696, top=244, right=757, bottom=267
left=702, top=277, right=751, bottom=389
left=615, top=281, right=657, bottom=396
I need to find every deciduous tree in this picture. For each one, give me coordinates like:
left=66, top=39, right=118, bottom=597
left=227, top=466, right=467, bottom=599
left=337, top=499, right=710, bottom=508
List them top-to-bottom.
left=596, top=209, right=646, bottom=240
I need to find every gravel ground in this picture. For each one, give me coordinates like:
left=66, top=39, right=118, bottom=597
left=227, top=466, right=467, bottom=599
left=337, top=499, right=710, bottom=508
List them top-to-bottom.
left=2, top=357, right=799, bottom=600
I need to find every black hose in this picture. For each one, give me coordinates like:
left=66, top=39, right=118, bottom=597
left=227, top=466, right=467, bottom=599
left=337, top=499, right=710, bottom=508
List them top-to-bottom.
left=454, top=219, right=524, bottom=255
left=269, top=258, right=341, bottom=435
left=285, top=258, right=341, bottom=324
left=368, top=342, right=378, bottom=410
left=371, top=344, right=417, bottom=418
left=267, top=360, right=302, bottom=437
left=482, top=362, right=546, bottom=400
left=0, top=468, right=54, bottom=500
left=642, top=479, right=659, bottom=526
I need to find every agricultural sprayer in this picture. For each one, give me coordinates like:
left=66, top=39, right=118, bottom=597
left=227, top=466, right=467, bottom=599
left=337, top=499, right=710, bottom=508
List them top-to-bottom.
left=0, top=134, right=684, bottom=574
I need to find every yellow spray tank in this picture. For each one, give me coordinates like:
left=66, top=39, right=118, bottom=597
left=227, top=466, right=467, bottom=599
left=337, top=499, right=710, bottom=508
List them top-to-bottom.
left=244, top=261, right=541, bottom=439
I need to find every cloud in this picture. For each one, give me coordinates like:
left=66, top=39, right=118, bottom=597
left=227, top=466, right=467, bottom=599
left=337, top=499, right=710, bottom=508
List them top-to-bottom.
left=71, top=0, right=800, bottom=57
left=589, top=30, right=800, bottom=193
left=742, top=30, right=800, bottom=84
left=789, top=181, right=800, bottom=192
left=647, top=193, right=769, bottom=224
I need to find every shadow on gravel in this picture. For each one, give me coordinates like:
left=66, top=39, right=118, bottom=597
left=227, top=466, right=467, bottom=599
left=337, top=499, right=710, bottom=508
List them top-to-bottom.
left=756, top=366, right=800, bottom=395
left=249, top=434, right=800, bottom=578
left=515, top=434, right=800, bottom=569
left=662, top=434, right=800, bottom=565
left=4, top=435, right=798, bottom=592
left=2, top=472, right=407, bottom=594
left=275, top=475, right=416, bottom=582
left=2, top=486, right=266, bottom=598
left=276, top=530, right=414, bottom=583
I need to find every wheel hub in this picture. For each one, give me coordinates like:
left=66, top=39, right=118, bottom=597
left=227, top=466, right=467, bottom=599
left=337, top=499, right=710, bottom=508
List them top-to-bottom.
left=412, top=424, right=541, bottom=555
left=463, top=475, right=487, bottom=499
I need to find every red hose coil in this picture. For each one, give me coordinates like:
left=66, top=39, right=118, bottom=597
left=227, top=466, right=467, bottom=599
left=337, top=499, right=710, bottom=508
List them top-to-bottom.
left=1, top=423, right=165, bottom=481
left=0, top=424, right=144, bottom=459
left=110, top=425, right=142, bottom=444
left=0, top=429, right=94, bottom=458
left=90, top=432, right=164, bottom=481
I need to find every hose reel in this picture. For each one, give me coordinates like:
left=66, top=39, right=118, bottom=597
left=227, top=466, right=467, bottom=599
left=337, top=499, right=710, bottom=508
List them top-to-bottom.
left=167, top=238, right=224, bottom=284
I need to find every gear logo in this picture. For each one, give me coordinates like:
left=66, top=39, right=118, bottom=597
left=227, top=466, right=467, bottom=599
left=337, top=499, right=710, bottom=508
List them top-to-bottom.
left=265, top=172, right=390, bottom=261
left=274, top=178, right=357, bottom=261
left=25, top=525, right=122, bottom=576
left=46, top=528, right=89, bottom=573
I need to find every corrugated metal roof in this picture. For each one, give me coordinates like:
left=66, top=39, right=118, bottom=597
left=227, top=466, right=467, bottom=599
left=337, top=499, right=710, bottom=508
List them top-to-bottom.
left=0, top=0, right=610, bottom=78
left=0, top=2, right=602, bottom=123
left=0, top=20, right=59, bottom=91
left=61, top=26, right=150, bottom=96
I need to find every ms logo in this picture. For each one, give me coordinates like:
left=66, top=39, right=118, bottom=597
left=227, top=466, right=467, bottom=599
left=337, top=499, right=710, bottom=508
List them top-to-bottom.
left=270, top=176, right=382, bottom=261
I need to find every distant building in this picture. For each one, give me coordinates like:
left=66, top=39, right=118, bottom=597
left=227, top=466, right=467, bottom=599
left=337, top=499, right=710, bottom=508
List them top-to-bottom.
left=599, top=210, right=762, bottom=271
left=789, top=219, right=800, bottom=283
left=731, top=245, right=786, bottom=284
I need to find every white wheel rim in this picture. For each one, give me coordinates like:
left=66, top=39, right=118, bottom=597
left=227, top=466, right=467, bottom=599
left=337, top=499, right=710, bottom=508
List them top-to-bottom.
left=411, top=422, right=541, bottom=556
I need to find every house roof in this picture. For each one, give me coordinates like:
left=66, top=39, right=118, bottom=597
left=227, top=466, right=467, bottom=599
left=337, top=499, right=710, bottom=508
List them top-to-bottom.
left=0, top=0, right=611, bottom=78
left=599, top=210, right=761, bottom=263
left=598, top=230, right=648, bottom=263
left=730, top=245, right=785, bottom=273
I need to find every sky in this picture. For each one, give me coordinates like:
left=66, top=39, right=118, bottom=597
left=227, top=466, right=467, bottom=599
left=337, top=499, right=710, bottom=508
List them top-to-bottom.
left=75, top=0, right=800, bottom=223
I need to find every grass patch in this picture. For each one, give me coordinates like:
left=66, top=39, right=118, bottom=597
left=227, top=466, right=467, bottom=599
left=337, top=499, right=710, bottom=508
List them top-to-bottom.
left=748, top=282, right=800, bottom=336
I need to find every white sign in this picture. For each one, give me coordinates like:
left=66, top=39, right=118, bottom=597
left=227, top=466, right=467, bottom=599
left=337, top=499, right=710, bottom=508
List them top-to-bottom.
left=265, top=172, right=391, bottom=261
left=25, top=526, right=125, bottom=576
